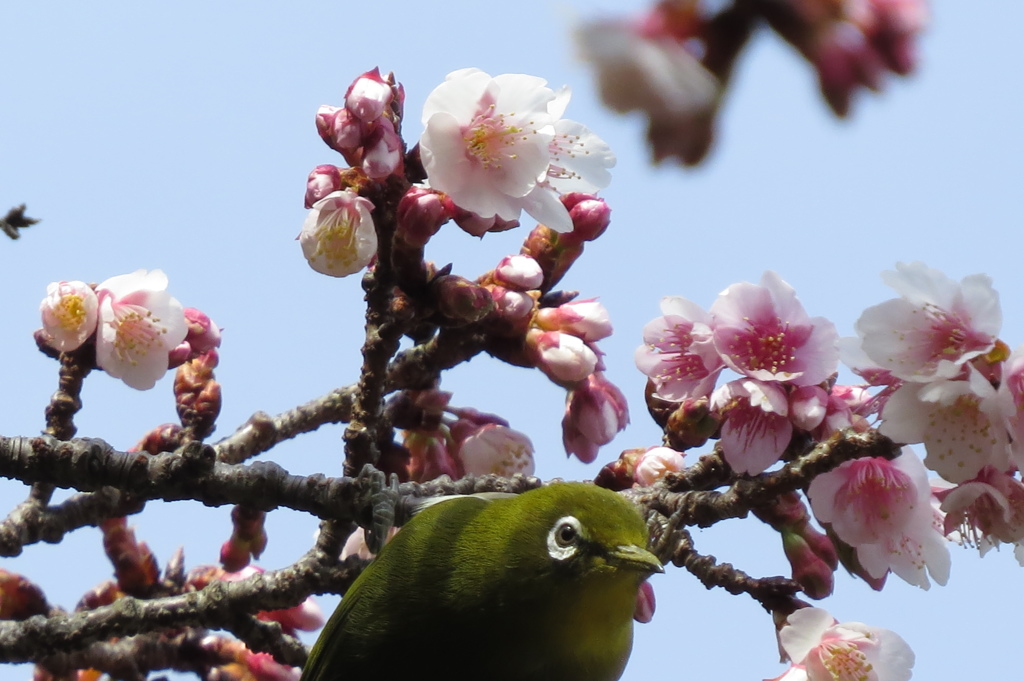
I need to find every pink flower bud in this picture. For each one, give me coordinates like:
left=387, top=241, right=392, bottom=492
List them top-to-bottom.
left=345, top=68, right=393, bottom=123
left=316, top=105, right=362, bottom=154
left=361, top=117, right=404, bottom=179
left=305, top=164, right=344, bottom=209
left=396, top=186, right=449, bottom=247
left=563, top=194, right=612, bottom=241
left=447, top=202, right=520, bottom=237
left=494, top=255, right=544, bottom=290
left=40, top=280, right=99, bottom=352
left=490, top=287, right=536, bottom=325
left=535, top=298, right=613, bottom=342
left=183, top=307, right=222, bottom=355
left=528, top=329, right=599, bottom=385
left=562, top=372, right=629, bottom=463
left=789, top=385, right=829, bottom=431
left=665, top=396, right=720, bottom=450
left=455, top=423, right=535, bottom=477
left=634, top=446, right=686, bottom=486
left=781, top=530, right=835, bottom=600
left=633, top=581, right=656, bottom=623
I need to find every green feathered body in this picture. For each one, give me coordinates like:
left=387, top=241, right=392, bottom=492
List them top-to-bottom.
left=302, top=483, right=660, bottom=681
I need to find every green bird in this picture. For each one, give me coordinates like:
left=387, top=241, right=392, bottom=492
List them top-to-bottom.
left=301, top=482, right=663, bottom=681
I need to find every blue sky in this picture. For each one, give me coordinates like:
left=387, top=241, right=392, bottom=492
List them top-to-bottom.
left=3, top=1, right=1022, bottom=679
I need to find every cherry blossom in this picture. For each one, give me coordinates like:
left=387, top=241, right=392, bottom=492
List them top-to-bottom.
left=419, top=68, right=613, bottom=232
left=299, top=189, right=377, bottom=278
left=849, top=261, right=1000, bottom=382
left=95, top=270, right=188, bottom=390
left=710, top=271, right=838, bottom=386
left=40, top=280, right=99, bottom=352
left=635, top=295, right=723, bottom=401
left=997, top=344, right=1024, bottom=470
left=879, top=368, right=1010, bottom=484
left=711, top=379, right=792, bottom=475
left=455, top=423, right=535, bottom=477
left=808, top=448, right=949, bottom=589
left=937, top=466, right=1024, bottom=560
left=769, top=607, right=914, bottom=681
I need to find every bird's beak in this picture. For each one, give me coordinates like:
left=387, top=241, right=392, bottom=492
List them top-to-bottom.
left=608, top=544, right=664, bottom=574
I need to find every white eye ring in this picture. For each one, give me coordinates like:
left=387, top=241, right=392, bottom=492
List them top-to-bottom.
left=547, top=515, right=582, bottom=561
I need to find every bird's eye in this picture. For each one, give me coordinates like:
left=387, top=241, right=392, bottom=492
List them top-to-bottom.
left=547, top=516, right=583, bottom=561
left=555, top=521, right=578, bottom=547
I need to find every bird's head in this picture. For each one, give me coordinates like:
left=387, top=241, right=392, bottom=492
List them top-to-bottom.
left=503, top=483, right=663, bottom=580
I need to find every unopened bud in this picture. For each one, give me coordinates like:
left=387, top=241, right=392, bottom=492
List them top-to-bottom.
left=345, top=67, right=394, bottom=123
left=316, top=105, right=361, bottom=155
left=305, top=164, right=344, bottom=209
left=396, top=186, right=449, bottom=247
left=563, top=193, right=611, bottom=241
left=494, top=254, right=544, bottom=291
left=432, top=275, right=495, bottom=324
left=526, top=329, right=598, bottom=385
left=665, top=396, right=720, bottom=450
left=594, top=447, right=647, bottom=491
left=782, top=530, right=835, bottom=600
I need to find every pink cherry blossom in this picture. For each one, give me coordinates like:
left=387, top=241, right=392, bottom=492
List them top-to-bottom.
left=420, top=68, right=613, bottom=232
left=299, top=189, right=377, bottom=278
left=851, top=262, right=1001, bottom=383
left=95, top=270, right=188, bottom=390
left=710, top=271, right=839, bottom=387
left=40, top=280, right=99, bottom=352
left=635, top=295, right=723, bottom=401
left=997, top=344, right=1024, bottom=470
left=879, top=368, right=1010, bottom=484
left=562, top=372, right=629, bottom=463
left=711, top=379, right=792, bottom=475
left=455, top=423, right=535, bottom=477
left=808, top=448, right=950, bottom=589
left=937, top=466, right=1024, bottom=557
left=769, top=607, right=914, bottom=681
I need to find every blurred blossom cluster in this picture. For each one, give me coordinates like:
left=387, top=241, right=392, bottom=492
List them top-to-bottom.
left=576, top=0, right=927, bottom=164
left=39, top=270, right=220, bottom=390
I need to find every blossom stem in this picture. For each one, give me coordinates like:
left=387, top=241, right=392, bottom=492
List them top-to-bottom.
left=344, top=177, right=408, bottom=476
